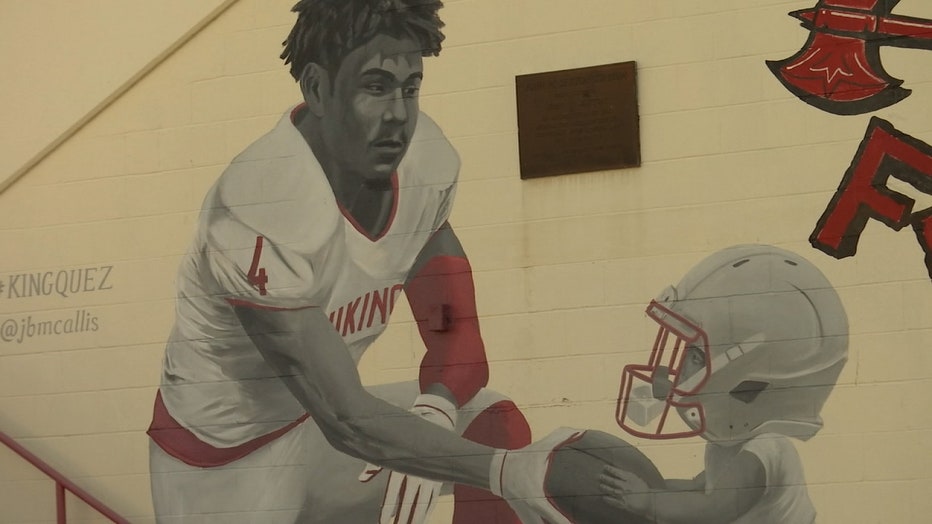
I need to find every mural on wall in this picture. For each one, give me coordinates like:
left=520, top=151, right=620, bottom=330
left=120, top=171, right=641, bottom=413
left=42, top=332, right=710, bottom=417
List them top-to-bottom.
left=767, top=0, right=932, bottom=115
left=133, top=1, right=912, bottom=523
left=145, top=1, right=578, bottom=523
left=767, top=1, right=932, bottom=276
left=542, top=245, right=849, bottom=524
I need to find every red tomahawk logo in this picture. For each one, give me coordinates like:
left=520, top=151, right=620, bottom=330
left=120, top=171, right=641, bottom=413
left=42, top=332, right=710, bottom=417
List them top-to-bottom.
left=768, top=0, right=932, bottom=115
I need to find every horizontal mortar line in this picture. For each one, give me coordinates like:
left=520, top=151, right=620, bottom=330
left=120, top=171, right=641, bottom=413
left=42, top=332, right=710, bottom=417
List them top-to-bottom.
left=444, top=4, right=799, bottom=53
left=226, top=22, right=292, bottom=36
left=449, top=45, right=799, bottom=73
left=189, top=67, right=289, bottom=84
left=422, top=83, right=510, bottom=98
left=636, top=92, right=878, bottom=117
left=637, top=97, right=815, bottom=117
left=88, top=112, right=286, bottom=138
left=97, top=117, right=282, bottom=136
left=448, top=129, right=514, bottom=140
left=447, top=130, right=517, bottom=142
left=645, top=137, right=880, bottom=160
left=25, top=163, right=229, bottom=184
left=18, top=164, right=242, bottom=186
left=27, top=164, right=229, bottom=188
left=452, top=189, right=845, bottom=228
left=0, top=202, right=460, bottom=235
left=0, top=207, right=207, bottom=234
left=0, top=214, right=199, bottom=236
left=0, top=253, right=187, bottom=276
left=468, top=256, right=932, bottom=286
left=836, top=280, right=932, bottom=292
left=0, top=291, right=178, bottom=302
left=0, top=293, right=177, bottom=306
left=0, top=301, right=175, bottom=317
left=0, top=305, right=174, bottom=320
left=460, top=305, right=657, bottom=322
left=0, top=306, right=173, bottom=322
left=0, top=337, right=168, bottom=351
left=0, top=342, right=164, bottom=359
left=483, top=346, right=923, bottom=369
left=0, top=348, right=166, bottom=362
left=0, top=384, right=159, bottom=401
left=5, top=429, right=148, bottom=442
left=0, top=468, right=152, bottom=481
left=0, top=474, right=154, bottom=490
left=802, top=479, right=926, bottom=489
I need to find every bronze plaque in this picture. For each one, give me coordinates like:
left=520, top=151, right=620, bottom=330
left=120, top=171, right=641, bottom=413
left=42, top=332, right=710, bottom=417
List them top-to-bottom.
left=516, top=61, right=640, bottom=179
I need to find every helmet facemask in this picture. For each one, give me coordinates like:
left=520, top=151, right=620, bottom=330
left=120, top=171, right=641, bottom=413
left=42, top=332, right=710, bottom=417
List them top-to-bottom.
left=616, top=299, right=711, bottom=440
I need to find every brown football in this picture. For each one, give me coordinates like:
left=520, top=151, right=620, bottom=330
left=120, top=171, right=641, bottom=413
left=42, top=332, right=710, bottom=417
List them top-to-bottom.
left=545, top=430, right=664, bottom=524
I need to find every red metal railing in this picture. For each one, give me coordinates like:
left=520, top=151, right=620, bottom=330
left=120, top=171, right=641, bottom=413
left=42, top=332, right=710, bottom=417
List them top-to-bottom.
left=0, top=430, right=129, bottom=524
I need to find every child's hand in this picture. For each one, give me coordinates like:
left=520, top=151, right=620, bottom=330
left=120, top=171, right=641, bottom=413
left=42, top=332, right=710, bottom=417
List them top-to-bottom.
left=599, top=465, right=654, bottom=517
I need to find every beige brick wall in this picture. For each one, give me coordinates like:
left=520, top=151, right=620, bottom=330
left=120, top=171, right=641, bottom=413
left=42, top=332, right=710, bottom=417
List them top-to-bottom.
left=2, top=1, right=931, bottom=522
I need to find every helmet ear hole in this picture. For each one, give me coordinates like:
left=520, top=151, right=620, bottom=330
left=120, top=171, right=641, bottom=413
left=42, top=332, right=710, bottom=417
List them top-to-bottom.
left=730, top=380, right=769, bottom=404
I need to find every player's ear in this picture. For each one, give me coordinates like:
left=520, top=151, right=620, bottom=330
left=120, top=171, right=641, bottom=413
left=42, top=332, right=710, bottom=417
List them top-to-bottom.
left=300, top=63, right=329, bottom=117
left=729, top=380, right=769, bottom=404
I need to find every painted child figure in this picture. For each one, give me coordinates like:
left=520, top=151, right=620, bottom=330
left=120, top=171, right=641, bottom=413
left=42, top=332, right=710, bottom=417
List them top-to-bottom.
left=600, top=244, right=848, bottom=523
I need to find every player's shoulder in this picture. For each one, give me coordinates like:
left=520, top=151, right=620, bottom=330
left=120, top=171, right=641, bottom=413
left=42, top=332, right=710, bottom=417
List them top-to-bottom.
left=200, top=110, right=339, bottom=252
left=400, top=112, right=460, bottom=187
left=740, top=432, right=798, bottom=458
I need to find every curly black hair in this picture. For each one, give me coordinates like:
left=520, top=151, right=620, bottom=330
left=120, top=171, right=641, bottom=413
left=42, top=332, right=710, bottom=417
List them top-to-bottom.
left=281, top=0, right=445, bottom=80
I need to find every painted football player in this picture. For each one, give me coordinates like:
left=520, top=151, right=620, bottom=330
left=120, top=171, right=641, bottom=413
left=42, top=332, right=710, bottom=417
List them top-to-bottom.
left=146, top=1, right=578, bottom=523
left=603, top=244, right=847, bottom=523
left=545, top=245, right=847, bottom=524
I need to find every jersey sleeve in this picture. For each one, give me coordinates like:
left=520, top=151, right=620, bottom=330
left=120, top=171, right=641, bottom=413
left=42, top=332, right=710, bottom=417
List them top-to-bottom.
left=403, top=112, right=460, bottom=230
left=196, top=162, right=340, bottom=310
left=434, top=176, right=457, bottom=230
left=739, top=434, right=787, bottom=492
left=735, top=435, right=817, bottom=523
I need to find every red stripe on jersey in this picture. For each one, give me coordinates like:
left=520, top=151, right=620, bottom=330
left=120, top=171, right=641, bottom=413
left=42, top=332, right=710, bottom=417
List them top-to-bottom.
left=289, top=102, right=308, bottom=124
left=337, top=171, right=400, bottom=242
left=147, top=390, right=309, bottom=468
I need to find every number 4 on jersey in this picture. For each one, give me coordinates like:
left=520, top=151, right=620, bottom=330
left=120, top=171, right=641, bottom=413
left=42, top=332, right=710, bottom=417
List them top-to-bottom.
left=248, top=236, right=269, bottom=296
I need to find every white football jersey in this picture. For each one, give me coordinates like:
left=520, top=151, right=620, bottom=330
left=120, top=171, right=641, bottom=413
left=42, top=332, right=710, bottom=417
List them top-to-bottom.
left=160, top=106, right=459, bottom=448
left=705, top=434, right=816, bottom=524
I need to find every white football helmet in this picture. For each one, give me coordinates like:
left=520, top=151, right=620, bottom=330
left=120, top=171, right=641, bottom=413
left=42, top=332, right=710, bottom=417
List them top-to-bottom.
left=616, top=245, right=848, bottom=444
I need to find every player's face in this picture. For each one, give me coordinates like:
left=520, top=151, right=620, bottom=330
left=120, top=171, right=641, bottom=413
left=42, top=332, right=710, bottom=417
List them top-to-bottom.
left=319, top=34, right=423, bottom=183
left=679, top=345, right=706, bottom=384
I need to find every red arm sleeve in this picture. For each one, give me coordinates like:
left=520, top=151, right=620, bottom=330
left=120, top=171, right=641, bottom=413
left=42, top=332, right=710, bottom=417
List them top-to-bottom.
left=405, top=254, right=490, bottom=407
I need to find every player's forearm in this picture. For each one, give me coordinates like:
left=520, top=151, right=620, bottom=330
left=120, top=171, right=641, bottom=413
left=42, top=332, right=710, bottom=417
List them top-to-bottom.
left=235, top=304, right=495, bottom=489
left=277, top=361, right=493, bottom=487
left=336, top=393, right=494, bottom=488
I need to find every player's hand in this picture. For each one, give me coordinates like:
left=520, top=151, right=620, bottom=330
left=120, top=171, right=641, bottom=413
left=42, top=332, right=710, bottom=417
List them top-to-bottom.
left=358, top=394, right=457, bottom=524
left=490, top=426, right=585, bottom=524
left=599, top=465, right=653, bottom=516
left=375, top=469, right=443, bottom=524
